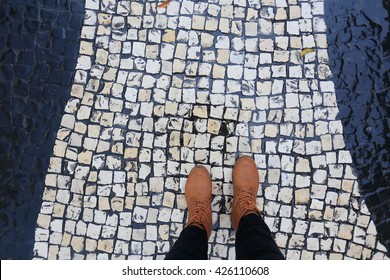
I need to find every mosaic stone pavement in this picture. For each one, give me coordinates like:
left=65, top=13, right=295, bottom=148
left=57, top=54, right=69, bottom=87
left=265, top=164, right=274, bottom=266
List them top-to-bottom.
left=0, top=0, right=85, bottom=258
left=31, top=0, right=389, bottom=260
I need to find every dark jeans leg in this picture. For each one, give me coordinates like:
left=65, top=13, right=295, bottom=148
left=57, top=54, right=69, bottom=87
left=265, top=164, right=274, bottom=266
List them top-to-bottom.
left=236, top=213, right=285, bottom=260
left=165, top=225, right=208, bottom=260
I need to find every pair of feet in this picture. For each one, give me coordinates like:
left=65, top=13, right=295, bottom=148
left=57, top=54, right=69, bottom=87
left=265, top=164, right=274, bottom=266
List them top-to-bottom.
left=185, top=156, right=261, bottom=238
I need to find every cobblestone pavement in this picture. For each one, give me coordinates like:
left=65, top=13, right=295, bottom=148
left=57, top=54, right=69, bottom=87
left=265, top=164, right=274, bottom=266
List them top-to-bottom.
left=0, top=0, right=85, bottom=259
left=1, top=0, right=389, bottom=260
left=325, top=0, right=390, bottom=251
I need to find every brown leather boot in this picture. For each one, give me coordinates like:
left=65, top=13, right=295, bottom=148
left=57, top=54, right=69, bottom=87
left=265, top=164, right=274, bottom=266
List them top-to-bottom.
left=231, top=156, right=261, bottom=231
left=185, top=166, right=212, bottom=238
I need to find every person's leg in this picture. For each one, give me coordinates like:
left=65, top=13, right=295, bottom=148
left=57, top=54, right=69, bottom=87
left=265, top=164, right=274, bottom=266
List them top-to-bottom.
left=231, top=156, right=284, bottom=260
left=165, top=166, right=212, bottom=260
left=235, top=213, right=284, bottom=260
left=165, top=225, right=208, bottom=260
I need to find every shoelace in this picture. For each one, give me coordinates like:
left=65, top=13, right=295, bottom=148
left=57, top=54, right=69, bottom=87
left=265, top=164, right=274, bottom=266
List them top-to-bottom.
left=236, top=189, right=259, bottom=214
left=188, top=199, right=210, bottom=226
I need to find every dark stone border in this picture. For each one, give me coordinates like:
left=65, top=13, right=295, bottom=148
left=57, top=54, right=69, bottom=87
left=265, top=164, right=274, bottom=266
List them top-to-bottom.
left=0, top=0, right=85, bottom=259
left=325, top=0, right=390, bottom=255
